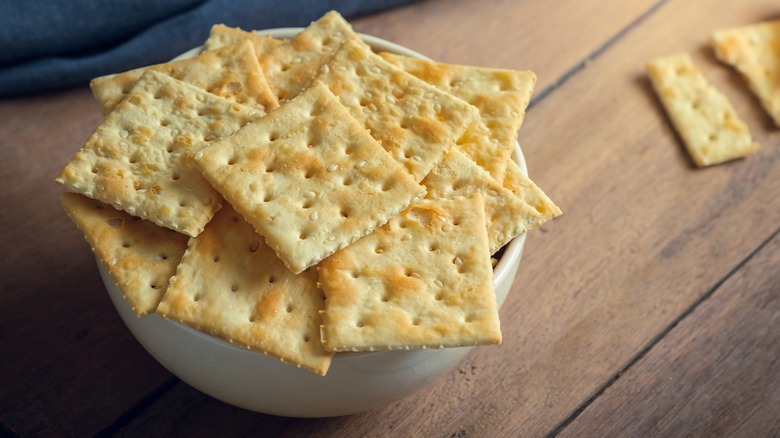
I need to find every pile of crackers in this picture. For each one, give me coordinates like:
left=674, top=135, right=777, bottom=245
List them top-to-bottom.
left=56, top=11, right=560, bottom=375
left=647, top=19, right=780, bottom=167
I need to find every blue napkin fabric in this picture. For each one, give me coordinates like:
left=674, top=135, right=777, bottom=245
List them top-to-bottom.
left=0, top=0, right=419, bottom=96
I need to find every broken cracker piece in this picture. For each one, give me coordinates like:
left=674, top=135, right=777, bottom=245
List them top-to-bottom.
left=711, top=19, right=780, bottom=126
left=646, top=53, right=758, bottom=167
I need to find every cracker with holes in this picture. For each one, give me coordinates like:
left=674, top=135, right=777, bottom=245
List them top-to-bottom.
left=259, top=10, right=362, bottom=102
left=711, top=20, right=780, bottom=127
left=202, top=23, right=284, bottom=56
left=313, top=39, right=479, bottom=182
left=91, top=40, right=278, bottom=116
left=381, top=52, right=536, bottom=179
left=646, top=53, right=758, bottom=167
left=57, top=70, right=265, bottom=237
left=195, top=82, right=426, bottom=274
left=422, top=148, right=540, bottom=254
left=502, top=159, right=562, bottom=228
left=60, top=192, right=188, bottom=316
left=318, top=194, right=501, bottom=352
left=156, top=204, right=333, bottom=375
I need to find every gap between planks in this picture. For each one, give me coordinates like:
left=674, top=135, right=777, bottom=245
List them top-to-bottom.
left=528, top=0, right=670, bottom=110
left=544, top=225, right=780, bottom=438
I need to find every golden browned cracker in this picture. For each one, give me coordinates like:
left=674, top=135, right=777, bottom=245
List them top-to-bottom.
left=259, top=10, right=362, bottom=102
left=711, top=20, right=780, bottom=126
left=202, top=23, right=284, bottom=55
left=314, top=39, right=479, bottom=182
left=91, top=40, right=278, bottom=115
left=381, top=52, right=536, bottom=179
left=646, top=53, right=758, bottom=167
left=57, top=70, right=264, bottom=236
left=195, top=82, right=425, bottom=274
left=422, top=148, right=540, bottom=254
left=502, top=159, right=562, bottom=228
left=60, top=192, right=188, bottom=316
left=318, top=194, right=501, bottom=352
left=156, top=204, right=333, bottom=375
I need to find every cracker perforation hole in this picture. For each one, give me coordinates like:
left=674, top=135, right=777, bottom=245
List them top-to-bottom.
left=171, top=173, right=181, bottom=181
left=342, top=177, right=353, bottom=186
left=263, top=193, right=273, bottom=202
left=340, top=209, right=350, bottom=219
left=232, top=215, right=240, bottom=223
left=299, top=232, right=308, bottom=240
left=121, top=241, right=131, bottom=248
left=249, top=241, right=260, bottom=252
left=213, top=255, right=220, bottom=262
left=268, top=276, right=276, bottom=284
left=150, top=284, right=159, bottom=289
left=231, top=284, right=239, bottom=292
left=286, top=305, right=293, bottom=313
left=356, top=321, right=365, bottom=328
left=304, top=335, right=311, bottom=343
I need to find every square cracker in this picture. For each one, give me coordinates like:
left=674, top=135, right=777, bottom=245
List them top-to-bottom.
left=259, top=10, right=362, bottom=102
left=711, top=20, right=780, bottom=126
left=202, top=23, right=283, bottom=55
left=313, top=39, right=479, bottom=181
left=91, top=40, right=278, bottom=116
left=381, top=52, right=536, bottom=179
left=646, top=53, right=758, bottom=167
left=57, top=70, right=264, bottom=237
left=195, top=82, right=426, bottom=274
left=422, top=148, right=540, bottom=254
left=502, top=159, right=562, bottom=228
left=60, top=192, right=188, bottom=316
left=318, top=194, right=501, bottom=352
left=156, top=204, right=333, bottom=375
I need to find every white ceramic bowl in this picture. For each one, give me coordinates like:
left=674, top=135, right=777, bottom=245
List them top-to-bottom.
left=99, top=29, right=528, bottom=418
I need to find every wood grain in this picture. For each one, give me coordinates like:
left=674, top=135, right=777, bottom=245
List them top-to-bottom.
left=1, top=0, right=779, bottom=436
left=558, top=231, right=780, bottom=437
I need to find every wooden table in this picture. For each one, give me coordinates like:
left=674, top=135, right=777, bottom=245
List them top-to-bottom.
left=2, top=0, right=779, bottom=436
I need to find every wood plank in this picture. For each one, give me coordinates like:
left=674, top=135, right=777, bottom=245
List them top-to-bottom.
left=352, top=0, right=662, bottom=94
left=0, top=89, right=175, bottom=436
left=558, top=230, right=780, bottom=437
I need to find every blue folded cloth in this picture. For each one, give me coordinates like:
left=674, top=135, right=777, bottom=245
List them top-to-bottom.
left=0, top=0, right=418, bottom=96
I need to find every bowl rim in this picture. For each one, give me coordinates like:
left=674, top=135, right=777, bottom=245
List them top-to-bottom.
left=112, top=27, right=528, bottom=361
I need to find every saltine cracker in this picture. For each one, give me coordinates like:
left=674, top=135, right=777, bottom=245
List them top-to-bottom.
left=58, top=70, right=265, bottom=237
left=195, top=82, right=425, bottom=273
left=61, top=192, right=188, bottom=316
left=318, top=195, right=501, bottom=352
left=156, top=204, right=333, bottom=375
